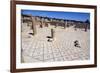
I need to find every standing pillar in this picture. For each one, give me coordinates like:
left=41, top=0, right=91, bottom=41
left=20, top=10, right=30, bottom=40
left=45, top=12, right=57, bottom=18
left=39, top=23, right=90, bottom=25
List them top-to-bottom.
left=31, top=15, right=36, bottom=35
left=40, top=18, right=44, bottom=28
left=40, top=21, right=43, bottom=28
left=64, top=21, right=67, bottom=29
left=27, top=22, right=30, bottom=26
left=55, top=22, right=58, bottom=28
left=85, top=23, right=87, bottom=32
left=51, top=29, right=55, bottom=40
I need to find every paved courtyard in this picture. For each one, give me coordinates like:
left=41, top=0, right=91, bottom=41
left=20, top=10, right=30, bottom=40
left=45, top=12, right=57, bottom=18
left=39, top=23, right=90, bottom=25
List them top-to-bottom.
left=21, top=23, right=90, bottom=63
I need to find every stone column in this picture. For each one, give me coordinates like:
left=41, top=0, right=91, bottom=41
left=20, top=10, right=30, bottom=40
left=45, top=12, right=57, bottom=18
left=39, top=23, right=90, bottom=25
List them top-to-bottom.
left=31, top=15, right=36, bottom=35
left=40, top=18, right=44, bottom=28
left=27, top=21, right=30, bottom=26
left=40, top=21, right=42, bottom=28
left=64, top=21, right=67, bottom=29
left=55, top=22, right=58, bottom=28
left=55, top=23, right=57, bottom=28
left=84, top=23, right=87, bottom=32
left=51, top=29, right=55, bottom=40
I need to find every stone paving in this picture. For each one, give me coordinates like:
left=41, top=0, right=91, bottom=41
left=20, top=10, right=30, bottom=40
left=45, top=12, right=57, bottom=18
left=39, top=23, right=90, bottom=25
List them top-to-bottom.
left=21, top=23, right=90, bottom=63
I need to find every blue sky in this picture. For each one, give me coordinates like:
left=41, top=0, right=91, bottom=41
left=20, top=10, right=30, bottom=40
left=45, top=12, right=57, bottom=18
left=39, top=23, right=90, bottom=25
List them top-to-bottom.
left=21, top=10, right=90, bottom=22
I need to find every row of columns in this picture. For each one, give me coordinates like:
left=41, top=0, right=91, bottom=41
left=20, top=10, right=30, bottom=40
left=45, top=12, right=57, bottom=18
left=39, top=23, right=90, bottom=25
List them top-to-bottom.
left=55, top=21, right=68, bottom=29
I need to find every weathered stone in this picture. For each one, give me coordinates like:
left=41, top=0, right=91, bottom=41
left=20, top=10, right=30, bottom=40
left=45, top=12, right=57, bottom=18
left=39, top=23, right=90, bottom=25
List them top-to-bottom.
left=31, top=15, right=37, bottom=35
left=64, top=21, right=67, bottom=29
left=51, top=29, right=55, bottom=40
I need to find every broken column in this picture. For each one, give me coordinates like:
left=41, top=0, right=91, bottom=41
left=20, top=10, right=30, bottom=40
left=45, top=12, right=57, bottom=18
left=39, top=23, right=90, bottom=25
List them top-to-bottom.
left=30, top=15, right=37, bottom=35
left=40, top=18, right=44, bottom=28
left=27, top=21, right=30, bottom=26
left=40, top=21, right=43, bottom=28
left=64, top=21, right=67, bottom=29
left=55, top=22, right=58, bottom=28
left=45, top=23, right=48, bottom=27
left=84, top=23, right=87, bottom=32
left=48, top=29, right=55, bottom=42
left=51, top=29, right=55, bottom=40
